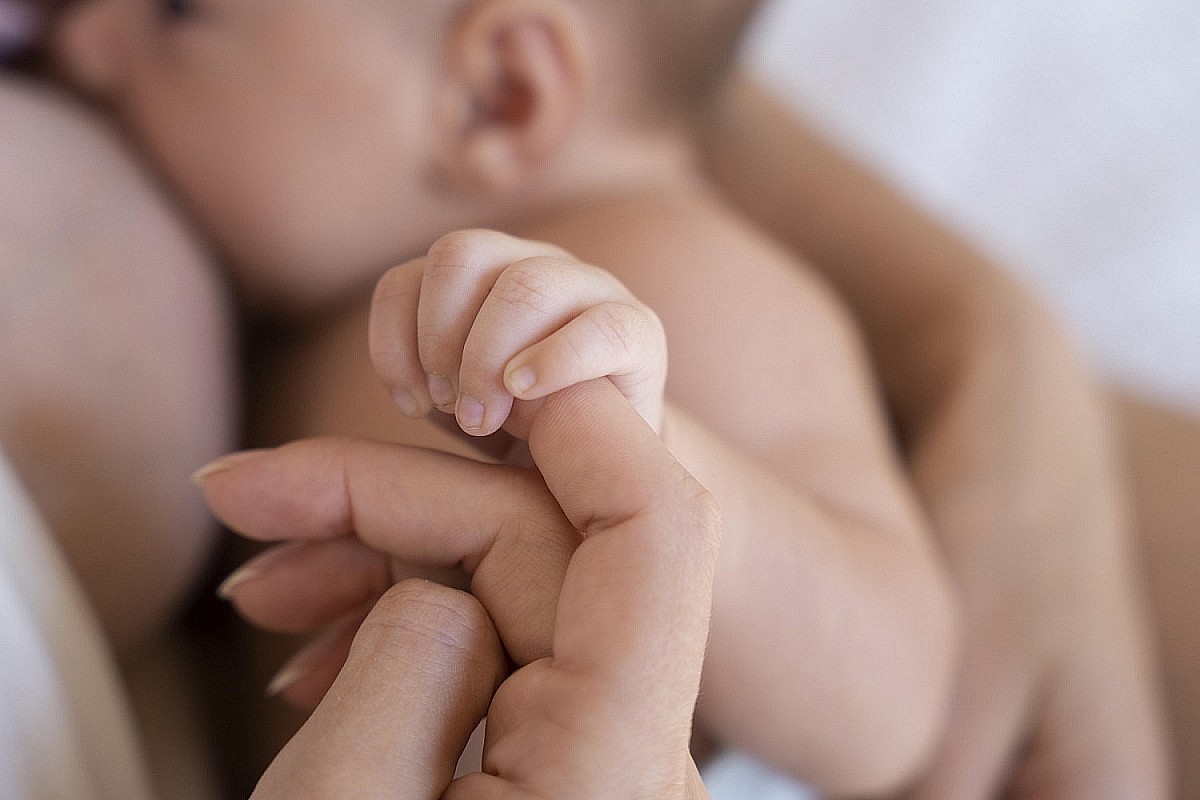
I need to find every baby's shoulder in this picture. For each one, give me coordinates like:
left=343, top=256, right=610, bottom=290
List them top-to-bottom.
left=519, top=181, right=881, bottom=450
left=519, top=182, right=852, bottom=335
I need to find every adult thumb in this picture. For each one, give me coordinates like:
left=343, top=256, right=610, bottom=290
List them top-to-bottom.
left=252, top=580, right=506, bottom=800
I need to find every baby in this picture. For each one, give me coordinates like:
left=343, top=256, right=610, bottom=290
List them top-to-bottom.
left=51, top=0, right=957, bottom=793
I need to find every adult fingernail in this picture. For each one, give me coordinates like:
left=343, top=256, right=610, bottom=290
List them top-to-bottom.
left=190, top=450, right=270, bottom=486
left=215, top=542, right=307, bottom=599
left=215, top=565, right=257, bottom=599
left=266, top=663, right=306, bottom=697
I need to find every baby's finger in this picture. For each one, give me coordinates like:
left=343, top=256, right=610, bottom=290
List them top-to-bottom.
left=417, top=230, right=571, bottom=413
left=456, top=257, right=637, bottom=436
left=369, top=259, right=432, bottom=417
left=503, top=300, right=666, bottom=431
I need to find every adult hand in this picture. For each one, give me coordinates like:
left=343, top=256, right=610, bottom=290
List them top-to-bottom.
left=195, top=379, right=718, bottom=799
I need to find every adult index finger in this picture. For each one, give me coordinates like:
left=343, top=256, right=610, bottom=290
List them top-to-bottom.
left=194, top=439, right=578, bottom=665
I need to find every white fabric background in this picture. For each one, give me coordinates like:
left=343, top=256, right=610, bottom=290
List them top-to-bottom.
left=744, top=0, right=1200, bottom=414
left=0, top=452, right=155, bottom=800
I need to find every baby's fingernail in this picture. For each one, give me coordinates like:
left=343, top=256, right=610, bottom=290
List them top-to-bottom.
left=506, top=364, right=537, bottom=397
left=427, top=375, right=456, bottom=411
left=391, top=388, right=422, bottom=417
left=456, top=394, right=485, bottom=433
left=190, top=450, right=270, bottom=486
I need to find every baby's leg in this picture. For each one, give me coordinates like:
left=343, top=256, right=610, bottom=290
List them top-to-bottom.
left=0, top=77, right=238, bottom=657
left=1116, top=392, right=1200, bottom=797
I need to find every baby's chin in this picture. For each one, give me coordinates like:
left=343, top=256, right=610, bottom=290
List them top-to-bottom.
left=207, top=200, right=457, bottom=314
left=229, top=264, right=371, bottom=316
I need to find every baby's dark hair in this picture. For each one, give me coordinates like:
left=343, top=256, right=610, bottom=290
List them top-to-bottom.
left=0, top=0, right=43, bottom=65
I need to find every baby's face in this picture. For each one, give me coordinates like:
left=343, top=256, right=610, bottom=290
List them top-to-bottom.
left=55, top=0, right=452, bottom=308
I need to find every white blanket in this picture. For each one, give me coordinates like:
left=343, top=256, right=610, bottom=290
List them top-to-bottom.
left=744, top=0, right=1200, bottom=413
left=0, top=451, right=154, bottom=800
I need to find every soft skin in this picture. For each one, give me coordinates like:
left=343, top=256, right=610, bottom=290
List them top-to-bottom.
left=54, top=0, right=955, bottom=792
left=703, top=77, right=1171, bottom=799
left=237, top=217, right=957, bottom=795
left=199, top=380, right=717, bottom=799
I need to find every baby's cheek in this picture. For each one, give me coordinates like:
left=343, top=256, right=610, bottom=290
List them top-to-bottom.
left=167, top=142, right=423, bottom=310
left=192, top=195, right=359, bottom=311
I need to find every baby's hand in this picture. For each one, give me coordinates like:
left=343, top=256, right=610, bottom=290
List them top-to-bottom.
left=369, top=229, right=666, bottom=437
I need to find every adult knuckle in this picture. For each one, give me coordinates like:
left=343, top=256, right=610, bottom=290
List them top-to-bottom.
left=364, top=580, right=492, bottom=657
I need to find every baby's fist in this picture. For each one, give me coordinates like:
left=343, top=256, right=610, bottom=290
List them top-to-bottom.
left=369, top=229, right=667, bottom=437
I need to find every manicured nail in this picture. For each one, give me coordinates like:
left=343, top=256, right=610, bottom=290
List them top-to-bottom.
left=506, top=364, right=538, bottom=396
left=427, top=375, right=456, bottom=410
left=456, top=393, right=486, bottom=432
left=190, top=450, right=269, bottom=486
left=215, top=542, right=308, bottom=600
left=216, top=565, right=257, bottom=599
left=266, top=663, right=306, bottom=697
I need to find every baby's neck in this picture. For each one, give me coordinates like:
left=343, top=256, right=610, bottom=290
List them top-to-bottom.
left=496, top=119, right=706, bottom=231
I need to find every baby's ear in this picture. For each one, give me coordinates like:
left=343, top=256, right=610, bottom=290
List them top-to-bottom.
left=434, top=0, right=588, bottom=195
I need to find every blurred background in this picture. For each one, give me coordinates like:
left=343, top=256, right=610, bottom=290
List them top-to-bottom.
left=743, top=0, right=1199, bottom=415
left=2, top=1, right=1196, bottom=797
left=708, top=1, right=1199, bottom=796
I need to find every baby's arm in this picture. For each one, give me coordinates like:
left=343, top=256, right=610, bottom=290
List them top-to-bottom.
left=547, top=195, right=957, bottom=795
left=365, top=223, right=956, bottom=795
left=368, top=229, right=666, bottom=441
